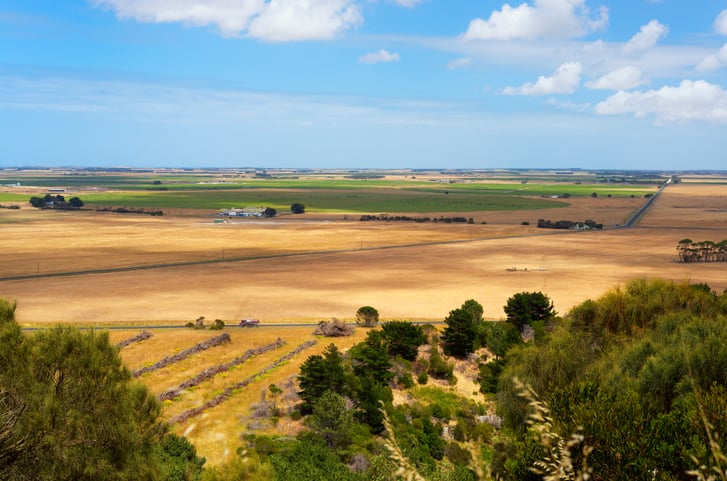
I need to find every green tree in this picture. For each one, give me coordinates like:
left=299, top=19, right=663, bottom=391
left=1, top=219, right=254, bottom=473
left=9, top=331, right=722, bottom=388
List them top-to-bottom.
left=28, top=196, right=45, bottom=208
left=68, top=197, right=84, bottom=209
left=290, top=203, right=305, bottom=214
left=263, top=207, right=277, bottom=217
left=504, top=291, right=555, bottom=333
left=441, top=299, right=483, bottom=358
left=355, top=306, right=379, bottom=328
left=0, top=311, right=170, bottom=481
left=380, top=321, right=426, bottom=361
left=482, top=321, right=522, bottom=359
left=298, top=344, right=345, bottom=413
left=304, top=391, right=354, bottom=450
left=159, top=433, right=206, bottom=481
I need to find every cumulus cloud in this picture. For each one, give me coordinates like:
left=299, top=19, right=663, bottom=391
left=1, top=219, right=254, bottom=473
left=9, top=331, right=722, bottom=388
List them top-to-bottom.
left=92, top=0, right=363, bottom=41
left=463, top=0, right=608, bottom=41
left=716, top=9, right=727, bottom=35
left=624, top=19, right=668, bottom=53
left=696, top=44, right=727, bottom=72
left=358, top=49, right=400, bottom=64
left=447, top=57, right=472, bottom=70
left=503, top=61, right=582, bottom=95
left=586, top=66, right=646, bottom=90
left=594, top=80, right=727, bottom=123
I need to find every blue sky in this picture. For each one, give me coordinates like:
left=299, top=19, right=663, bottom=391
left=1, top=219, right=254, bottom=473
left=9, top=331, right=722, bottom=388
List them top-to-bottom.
left=1, top=0, right=726, bottom=170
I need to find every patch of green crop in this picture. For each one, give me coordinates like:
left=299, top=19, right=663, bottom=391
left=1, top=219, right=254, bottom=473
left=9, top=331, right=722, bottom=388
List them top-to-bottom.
left=81, top=188, right=568, bottom=213
left=0, top=193, right=29, bottom=202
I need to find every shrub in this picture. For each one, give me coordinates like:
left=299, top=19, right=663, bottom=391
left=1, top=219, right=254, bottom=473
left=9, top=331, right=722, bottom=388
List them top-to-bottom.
left=313, top=318, right=354, bottom=337
left=209, top=319, right=225, bottom=330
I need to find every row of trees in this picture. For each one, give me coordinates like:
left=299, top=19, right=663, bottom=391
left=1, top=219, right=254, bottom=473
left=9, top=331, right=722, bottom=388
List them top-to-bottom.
left=677, top=238, right=727, bottom=263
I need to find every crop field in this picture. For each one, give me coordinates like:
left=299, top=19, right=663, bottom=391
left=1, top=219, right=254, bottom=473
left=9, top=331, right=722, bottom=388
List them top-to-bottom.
left=1, top=169, right=725, bottom=466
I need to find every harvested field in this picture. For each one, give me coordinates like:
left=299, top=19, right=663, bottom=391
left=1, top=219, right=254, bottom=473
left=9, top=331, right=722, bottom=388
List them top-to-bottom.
left=639, top=182, right=727, bottom=229
left=1, top=188, right=725, bottom=324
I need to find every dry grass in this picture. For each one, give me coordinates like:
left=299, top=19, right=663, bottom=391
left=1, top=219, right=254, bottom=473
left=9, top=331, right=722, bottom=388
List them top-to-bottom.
left=109, top=326, right=368, bottom=465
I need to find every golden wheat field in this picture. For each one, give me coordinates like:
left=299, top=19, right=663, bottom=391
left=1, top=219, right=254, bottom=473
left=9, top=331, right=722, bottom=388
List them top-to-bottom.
left=2, top=177, right=726, bottom=465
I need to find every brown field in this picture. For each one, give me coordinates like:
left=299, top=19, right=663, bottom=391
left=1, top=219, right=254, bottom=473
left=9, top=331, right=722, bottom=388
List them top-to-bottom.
left=4, top=179, right=726, bottom=465
left=1, top=185, right=725, bottom=324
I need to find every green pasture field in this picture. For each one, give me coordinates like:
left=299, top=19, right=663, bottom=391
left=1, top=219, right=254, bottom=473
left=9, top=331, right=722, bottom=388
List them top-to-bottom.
left=1, top=171, right=655, bottom=213
left=79, top=188, right=570, bottom=213
left=0, top=193, right=29, bottom=202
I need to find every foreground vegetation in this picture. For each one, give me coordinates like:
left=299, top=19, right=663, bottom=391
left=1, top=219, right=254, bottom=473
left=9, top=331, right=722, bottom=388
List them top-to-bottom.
left=3, top=278, right=727, bottom=480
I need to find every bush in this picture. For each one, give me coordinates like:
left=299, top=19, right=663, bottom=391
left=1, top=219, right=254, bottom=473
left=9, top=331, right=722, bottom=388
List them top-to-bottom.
left=313, top=318, right=354, bottom=337
left=209, top=319, right=225, bottom=330
left=428, top=346, right=454, bottom=382
left=417, top=371, right=429, bottom=385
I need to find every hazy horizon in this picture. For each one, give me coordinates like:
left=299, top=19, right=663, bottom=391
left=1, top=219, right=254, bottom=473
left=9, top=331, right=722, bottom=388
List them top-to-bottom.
left=2, top=1, right=727, bottom=170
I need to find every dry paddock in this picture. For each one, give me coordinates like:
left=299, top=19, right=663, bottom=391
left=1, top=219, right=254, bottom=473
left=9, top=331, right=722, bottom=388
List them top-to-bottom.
left=1, top=185, right=726, bottom=325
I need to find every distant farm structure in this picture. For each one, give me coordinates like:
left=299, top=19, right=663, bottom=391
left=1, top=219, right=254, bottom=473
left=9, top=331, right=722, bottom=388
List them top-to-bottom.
left=218, top=207, right=266, bottom=218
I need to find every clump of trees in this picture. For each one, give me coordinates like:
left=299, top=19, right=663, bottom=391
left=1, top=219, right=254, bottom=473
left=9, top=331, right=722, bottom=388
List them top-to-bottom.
left=29, top=194, right=84, bottom=210
left=290, top=203, right=305, bottom=214
left=537, top=218, right=603, bottom=230
left=677, top=238, right=727, bottom=263
left=489, top=279, right=727, bottom=481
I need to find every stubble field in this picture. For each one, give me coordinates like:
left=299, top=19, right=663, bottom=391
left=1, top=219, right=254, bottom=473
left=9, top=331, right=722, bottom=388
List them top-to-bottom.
left=1, top=182, right=725, bottom=324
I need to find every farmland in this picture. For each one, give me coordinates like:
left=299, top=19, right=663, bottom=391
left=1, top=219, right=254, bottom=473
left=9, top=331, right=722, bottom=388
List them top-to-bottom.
left=2, top=168, right=726, bottom=467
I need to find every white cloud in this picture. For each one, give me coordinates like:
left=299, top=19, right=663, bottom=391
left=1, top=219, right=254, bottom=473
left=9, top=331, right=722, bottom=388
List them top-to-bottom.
left=92, top=0, right=363, bottom=41
left=463, top=0, right=608, bottom=41
left=716, top=9, right=727, bottom=36
left=624, top=19, right=668, bottom=53
left=696, top=44, right=727, bottom=72
left=358, top=49, right=400, bottom=64
left=447, top=57, right=472, bottom=70
left=503, top=61, right=582, bottom=95
left=586, top=66, right=646, bottom=90
left=594, top=80, right=727, bottom=123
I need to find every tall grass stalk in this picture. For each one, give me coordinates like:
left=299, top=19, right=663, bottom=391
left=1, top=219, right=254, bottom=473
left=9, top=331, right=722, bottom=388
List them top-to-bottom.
left=513, top=377, right=593, bottom=481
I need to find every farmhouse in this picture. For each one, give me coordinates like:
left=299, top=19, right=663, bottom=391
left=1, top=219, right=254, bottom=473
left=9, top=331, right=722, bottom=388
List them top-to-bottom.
left=218, top=207, right=265, bottom=217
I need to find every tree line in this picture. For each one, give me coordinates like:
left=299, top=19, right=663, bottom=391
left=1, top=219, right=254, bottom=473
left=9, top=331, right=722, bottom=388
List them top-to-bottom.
left=677, top=238, right=727, bottom=263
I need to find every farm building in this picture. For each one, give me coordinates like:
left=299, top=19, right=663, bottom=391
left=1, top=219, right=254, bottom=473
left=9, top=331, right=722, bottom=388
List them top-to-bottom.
left=218, top=207, right=265, bottom=217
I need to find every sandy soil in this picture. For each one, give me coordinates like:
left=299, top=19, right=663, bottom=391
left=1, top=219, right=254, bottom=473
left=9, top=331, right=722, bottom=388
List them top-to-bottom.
left=1, top=186, right=725, bottom=325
